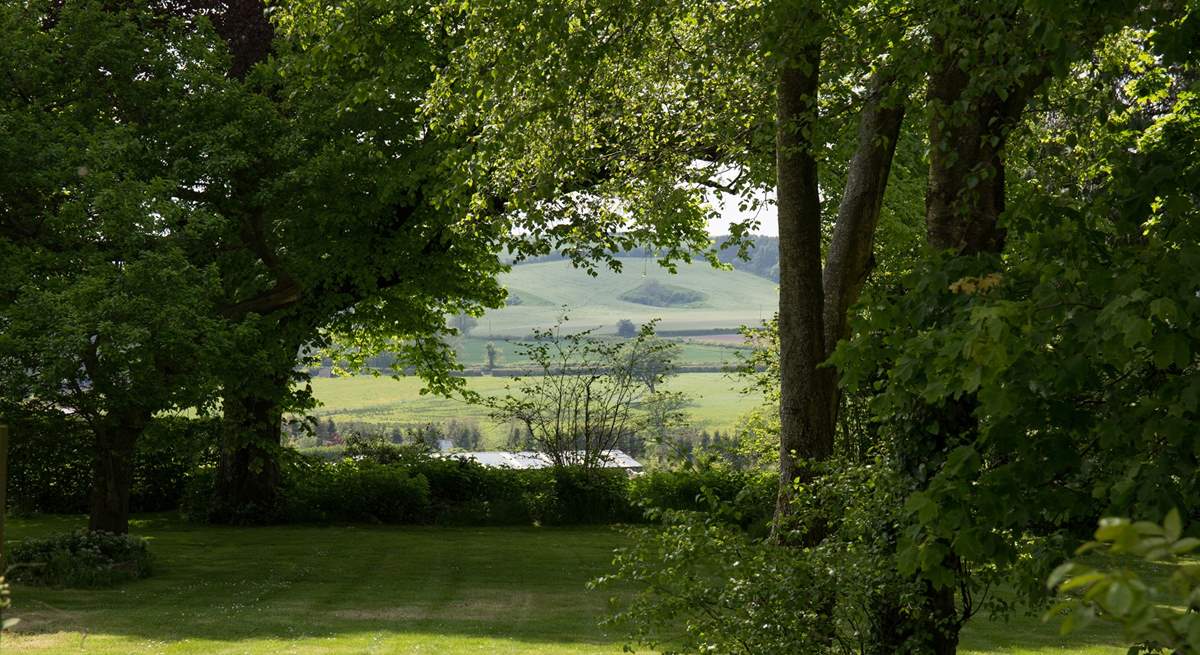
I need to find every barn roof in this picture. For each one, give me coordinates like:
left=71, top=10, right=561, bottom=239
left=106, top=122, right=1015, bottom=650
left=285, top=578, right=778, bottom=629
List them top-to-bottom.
left=444, top=449, right=642, bottom=470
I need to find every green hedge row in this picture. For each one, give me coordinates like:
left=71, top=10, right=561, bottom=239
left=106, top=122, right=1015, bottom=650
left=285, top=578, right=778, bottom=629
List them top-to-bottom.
left=5, top=414, right=218, bottom=515
left=7, top=418, right=776, bottom=528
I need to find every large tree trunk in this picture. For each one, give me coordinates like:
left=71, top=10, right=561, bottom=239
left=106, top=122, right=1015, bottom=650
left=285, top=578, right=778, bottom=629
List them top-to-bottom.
left=924, top=32, right=1047, bottom=255
left=877, top=33, right=1051, bottom=654
left=773, top=41, right=833, bottom=534
left=773, top=64, right=906, bottom=531
left=821, top=77, right=906, bottom=429
left=211, top=371, right=288, bottom=523
left=88, top=410, right=150, bottom=534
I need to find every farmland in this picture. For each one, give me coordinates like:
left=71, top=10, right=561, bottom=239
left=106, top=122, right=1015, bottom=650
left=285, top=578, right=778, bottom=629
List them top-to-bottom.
left=477, top=258, right=778, bottom=336
left=307, top=371, right=759, bottom=447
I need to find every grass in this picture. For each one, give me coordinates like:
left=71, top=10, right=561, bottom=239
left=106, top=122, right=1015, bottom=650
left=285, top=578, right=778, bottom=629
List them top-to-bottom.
left=480, top=258, right=778, bottom=336
left=449, top=337, right=750, bottom=369
left=307, top=372, right=759, bottom=447
left=2, top=515, right=1134, bottom=654
left=3, top=515, right=638, bottom=654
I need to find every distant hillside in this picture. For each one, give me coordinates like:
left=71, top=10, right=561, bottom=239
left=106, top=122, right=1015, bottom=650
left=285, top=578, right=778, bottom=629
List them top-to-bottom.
left=509, top=235, right=781, bottom=283
left=474, top=257, right=778, bottom=336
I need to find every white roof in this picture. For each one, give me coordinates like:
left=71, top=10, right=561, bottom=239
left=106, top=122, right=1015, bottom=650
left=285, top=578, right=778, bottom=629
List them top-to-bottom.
left=444, top=449, right=642, bottom=470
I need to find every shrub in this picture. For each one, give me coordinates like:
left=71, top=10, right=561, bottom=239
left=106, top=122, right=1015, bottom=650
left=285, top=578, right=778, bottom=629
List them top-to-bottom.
left=618, top=280, right=707, bottom=307
left=5, top=413, right=92, bottom=514
left=6, top=414, right=218, bottom=515
left=131, top=417, right=220, bottom=512
left=283, top=459, right=432, bottom=524
left=178, top=464, right=217, bottom=523
left=630, top=464, right=776, bottom=531
left=551, top=467, right=637, bottom=525
left=595, top=510, right=836, bottom=655
left=1046, top=510, right=1200, bottom=652
left=8, top=530, right=152, bottom=588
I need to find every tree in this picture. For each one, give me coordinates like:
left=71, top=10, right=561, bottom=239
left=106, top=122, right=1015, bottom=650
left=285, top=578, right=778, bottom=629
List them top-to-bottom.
left=139, top=0, right=731, bottom=519
left=422, top=0, right=917, bottom=532
left=431, top=1, right=1196, bottom=653
left=0, top=2, right=236, bottom=533
left=481, top=319, right=676, bottom=471
left=615, top=319, right=637, bottom=338
left=624, top=337, right=681, bottom=393
left=484, top=341, right=501, bottom=370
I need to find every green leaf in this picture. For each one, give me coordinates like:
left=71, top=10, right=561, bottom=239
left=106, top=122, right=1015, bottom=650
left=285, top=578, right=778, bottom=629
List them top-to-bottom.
left=1164, top=508, right=1183, bottom=542
left=1171, top=537, right=1200, bottom=555
left=1047, top=562, right=1080, bottom=590
left=1060, top=571, right=1107, bottom=592
left=1104, top=582, right=1134, bottom=615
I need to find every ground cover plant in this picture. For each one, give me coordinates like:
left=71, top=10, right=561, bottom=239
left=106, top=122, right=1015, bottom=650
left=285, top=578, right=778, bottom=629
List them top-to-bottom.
left=6, top=530, right=152, bottom=589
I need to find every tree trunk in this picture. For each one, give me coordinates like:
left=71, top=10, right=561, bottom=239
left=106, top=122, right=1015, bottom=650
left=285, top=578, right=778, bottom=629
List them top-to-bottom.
left=882, top=34, right=1051, bottom=653
left=924, top=34, right=1045, bottom=255
left=773, top=40, right=834, bottom=534
left=821, top=76, right=906, bottom=431
left=212, top=375, right=287, bottom=523
left=88, top=410, right=149, bottom=534
left=0, top=423, right=9, bottom=569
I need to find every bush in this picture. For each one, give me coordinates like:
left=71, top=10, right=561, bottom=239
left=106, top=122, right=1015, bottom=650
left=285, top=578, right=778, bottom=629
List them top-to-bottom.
left=618, top=280, right=707, bottom=307
left=5, top=413, right=92, bottom=514
left=131, top=417, right=220, bottom=512
left=283, top=459, right=432, bottom=524
left=630, top=465, right=776, bottom=531
left=551, top=467, right=638, bottom=525
left=595, top=510, right=836, bottom=655
left=8, top=530, right=152, bottom=588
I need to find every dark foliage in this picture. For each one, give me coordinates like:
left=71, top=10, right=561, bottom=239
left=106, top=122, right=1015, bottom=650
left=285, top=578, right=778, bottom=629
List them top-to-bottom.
left=6, top=416, right=218, bottom=515
left=8, top=530, right=152, bottom=588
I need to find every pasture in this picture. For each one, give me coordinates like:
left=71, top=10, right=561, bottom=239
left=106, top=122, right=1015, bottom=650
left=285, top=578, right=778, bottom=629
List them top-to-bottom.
left=481, top=259, right=778, bottom=336
left=448, top=336, right=751, bottom=369
left=307, top=372, right=760, bottom=446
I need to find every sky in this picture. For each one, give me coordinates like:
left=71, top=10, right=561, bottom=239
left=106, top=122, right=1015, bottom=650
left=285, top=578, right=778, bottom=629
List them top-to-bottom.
left=705, top=187, right=777, bottom=237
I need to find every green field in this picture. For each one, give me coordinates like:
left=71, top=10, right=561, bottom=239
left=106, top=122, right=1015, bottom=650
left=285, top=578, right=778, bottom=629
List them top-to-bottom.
left=478, top=258, right=778, bottom=336
left=449, top=336, right=751, bottom=369
left=308, top=372, right=759, bottom=446
left=2, top=515, right=1130, bottom=654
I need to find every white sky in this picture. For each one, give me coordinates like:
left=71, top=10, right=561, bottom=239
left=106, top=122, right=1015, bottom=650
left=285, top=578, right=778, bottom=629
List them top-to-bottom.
left=705, top=187, right=777, bottom=237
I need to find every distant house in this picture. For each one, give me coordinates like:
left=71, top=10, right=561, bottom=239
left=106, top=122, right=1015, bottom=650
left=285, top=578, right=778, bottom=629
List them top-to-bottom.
left=443, top=449, right=643, bottom=474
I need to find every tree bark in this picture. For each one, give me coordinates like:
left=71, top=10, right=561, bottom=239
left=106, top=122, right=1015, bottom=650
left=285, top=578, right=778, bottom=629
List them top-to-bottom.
left=886, top=32, right=1054, bottom=655
left=924, top=34, right=1048, bottom=255
left=773, top=41, right=833, bottom=533
left=773, top=63, right=907, bottom=531
left=820, top=76, right=906, bottom=434
left=822, top=79, right=906, bottom=352
left=211, top=371, right=288, bottom=523
left=88, top=409, right=150, bottom=534
left=0, top=423, right=9, bottom=569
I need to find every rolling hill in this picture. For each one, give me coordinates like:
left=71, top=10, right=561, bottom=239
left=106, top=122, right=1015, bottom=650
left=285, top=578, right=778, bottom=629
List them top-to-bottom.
left=475, top=257, right=779, bottom=336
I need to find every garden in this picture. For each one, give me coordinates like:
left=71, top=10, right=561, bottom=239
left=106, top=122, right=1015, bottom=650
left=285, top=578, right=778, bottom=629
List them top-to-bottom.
left=2, top=0, right=1199, bottom=654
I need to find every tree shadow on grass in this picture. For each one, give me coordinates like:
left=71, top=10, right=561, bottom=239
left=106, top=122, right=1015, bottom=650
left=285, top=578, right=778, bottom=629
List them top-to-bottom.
left=5, top=515, right=640, bottom=652
left=5, top=515, right=1135, bottom=654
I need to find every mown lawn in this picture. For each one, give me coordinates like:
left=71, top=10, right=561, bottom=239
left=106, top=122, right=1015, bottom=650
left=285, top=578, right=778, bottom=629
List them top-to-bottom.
left=3, top=515, right=1128, bottom=654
